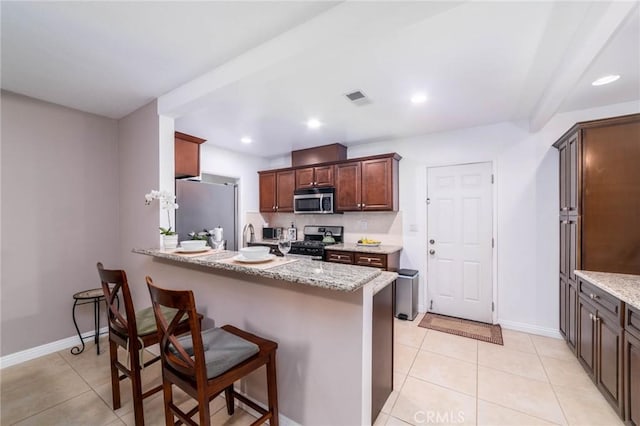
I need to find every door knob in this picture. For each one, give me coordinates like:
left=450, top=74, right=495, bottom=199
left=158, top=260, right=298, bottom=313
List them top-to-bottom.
left=429, top=239, right=435, bottom=244
left=429, top=249, right=436, bottom=255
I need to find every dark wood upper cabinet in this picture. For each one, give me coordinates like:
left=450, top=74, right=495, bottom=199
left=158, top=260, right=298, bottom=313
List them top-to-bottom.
left=175, top=131, right=206, bottom=178
left=260, top=152, right=401, bottom=213
left=334, top=154, right=400, bottom=212
left=335, top=161, right=362, bottom=211
left=295, top=165, right=334, bottom=190
left=259, top=170, right=295, bottom=213
left=276, top=170, right=295, bottom=212
left=259, top=172, right=277, bottom=213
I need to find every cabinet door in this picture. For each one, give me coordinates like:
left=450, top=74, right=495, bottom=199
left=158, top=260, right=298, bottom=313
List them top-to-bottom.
left=567, top=133, right=579, bottom=215
left=175, top=138, right=200, bottom=178
left=558, top=139, right=568, bottom=214
left=361, top=157, right=394, bottom=210
left=335, top=162, right=361, bottom=211
left=314, top=165, right=334, bottom=187
left=295, top=167, right=315, bottom=189
left=276, top=170, right=295, bottom=212
left=259, top=172, right=277, bottom=213
left=567, top=216, right=579, bottom=283
left=560, top=218, right=568, bottom=279
left=559, top=278, right=567, bottom=338
left=371, top=282, right=394, bottom=422
left=567, top=282, right=578, bottom=353
left=578, top=296, right=596, bottom=377
left=596, top=312, right=623, bottom=414
left=625, top=330, right=640, bottom=426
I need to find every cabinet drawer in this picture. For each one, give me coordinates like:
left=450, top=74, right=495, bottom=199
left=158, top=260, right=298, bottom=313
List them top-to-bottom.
left=325, top=250, right=354, bottom=265
left=355, top=253, right=387, bottom=269
left=578, top=279, right=623, bottom=322
left=627, top=305, right=640, bottom=341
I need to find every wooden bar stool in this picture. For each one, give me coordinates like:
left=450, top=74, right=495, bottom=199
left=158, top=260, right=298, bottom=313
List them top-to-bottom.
left=96, top=263, right=199, bottom=426
left=146, top=277, right=279, bottom=426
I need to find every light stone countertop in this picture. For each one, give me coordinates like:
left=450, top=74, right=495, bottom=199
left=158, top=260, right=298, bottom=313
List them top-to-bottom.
left=325, top=243, right=403, bottom=255
left=134, top=248, right=383, bottom=292
left=575, top=270, right=640, bottom=310
left=365, top=271, right=398, bottom=295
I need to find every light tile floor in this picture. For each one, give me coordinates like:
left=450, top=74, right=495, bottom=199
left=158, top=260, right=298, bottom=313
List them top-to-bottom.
left=0, top=315, right=625, bottom=425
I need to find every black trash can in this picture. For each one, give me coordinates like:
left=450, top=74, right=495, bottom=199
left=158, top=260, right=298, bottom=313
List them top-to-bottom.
left=394, top=269, right=419, bottom=320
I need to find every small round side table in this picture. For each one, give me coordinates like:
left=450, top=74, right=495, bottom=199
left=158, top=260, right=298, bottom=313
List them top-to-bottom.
left=71, top=288, right=110, bottom=355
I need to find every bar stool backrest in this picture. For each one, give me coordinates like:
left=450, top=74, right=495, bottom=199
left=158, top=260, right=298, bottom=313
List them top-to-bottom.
left=96, top=262, right=137, bottom=340
left=146, top=278, right=208, bottom=384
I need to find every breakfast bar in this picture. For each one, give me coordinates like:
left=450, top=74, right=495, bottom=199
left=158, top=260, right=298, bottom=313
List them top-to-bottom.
left=134, top=248, right=397, bottom=426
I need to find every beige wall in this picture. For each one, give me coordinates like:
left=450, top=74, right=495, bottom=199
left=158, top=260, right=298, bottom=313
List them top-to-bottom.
left=0, top=91, right=120, bottom=355
left=116, top=100, right=163, bottom=309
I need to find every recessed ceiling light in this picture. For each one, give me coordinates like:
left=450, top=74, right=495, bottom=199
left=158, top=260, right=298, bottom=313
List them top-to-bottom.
left=592, top=75, right=620, bottom=86
left=411, top=92, right=427, bottom=104
left=306, top=118, right=322, bottom=129
left=240, top=136, right=252, bottom=144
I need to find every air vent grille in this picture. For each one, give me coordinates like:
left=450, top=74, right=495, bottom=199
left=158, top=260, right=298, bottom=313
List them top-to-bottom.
left=344, top=90, right=372, bottom=106
left=346, top=91, right=366, bottom=101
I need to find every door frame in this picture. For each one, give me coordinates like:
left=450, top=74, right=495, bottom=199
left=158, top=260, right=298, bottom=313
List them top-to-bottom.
left=422, top=161, right=498, bottom=324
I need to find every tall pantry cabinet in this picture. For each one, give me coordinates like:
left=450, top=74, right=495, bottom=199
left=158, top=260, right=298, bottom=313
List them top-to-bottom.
left=554, top=113, right=640, bottom=418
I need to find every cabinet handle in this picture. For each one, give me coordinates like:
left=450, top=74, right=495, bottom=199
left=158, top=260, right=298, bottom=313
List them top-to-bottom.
left=362, top=203, right=366, bottom=208
left=561, top=207, right=568, bottom=211
left=589, top=293, right=599, bottom=300
left=589, top=313, right=593, bottom=321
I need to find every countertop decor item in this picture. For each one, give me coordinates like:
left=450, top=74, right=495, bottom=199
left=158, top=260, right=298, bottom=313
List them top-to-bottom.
left=145, top=189, right=179, bottom=248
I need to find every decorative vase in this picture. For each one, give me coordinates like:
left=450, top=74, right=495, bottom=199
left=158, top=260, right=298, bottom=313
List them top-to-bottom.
left=162, top=234, right=178, bottom=249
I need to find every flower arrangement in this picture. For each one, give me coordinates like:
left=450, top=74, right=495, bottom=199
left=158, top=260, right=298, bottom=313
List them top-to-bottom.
left=144, top=190, right=179, bottom=235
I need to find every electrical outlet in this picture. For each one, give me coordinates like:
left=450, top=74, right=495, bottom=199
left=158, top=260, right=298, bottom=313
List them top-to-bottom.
left=359, top=220, right=368, bottom=231
left=409, top=224, right=418, bottom=232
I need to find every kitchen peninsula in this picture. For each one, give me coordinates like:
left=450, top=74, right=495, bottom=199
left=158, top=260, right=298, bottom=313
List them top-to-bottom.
left=134, top=248, right=397, bottom=426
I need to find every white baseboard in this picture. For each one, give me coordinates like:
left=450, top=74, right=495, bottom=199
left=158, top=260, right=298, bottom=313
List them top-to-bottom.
left=498, top=319, right=563, bottom=339
left=0, top=326, right=108, bottom=369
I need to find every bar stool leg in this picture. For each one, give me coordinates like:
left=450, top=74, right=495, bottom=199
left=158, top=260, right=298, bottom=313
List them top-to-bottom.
left=94, top=298, right=100, bottom=355
left=71, top=299, right=85, bottom=355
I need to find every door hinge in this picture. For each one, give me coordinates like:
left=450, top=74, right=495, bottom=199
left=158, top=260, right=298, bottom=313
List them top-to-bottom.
left=491, top=174, right=494, bottom=184
left=426, top=197, right=430, bottom=204
left=492, top=238, right=494, bottom=248
left=492, top=302, right=495, bottom=312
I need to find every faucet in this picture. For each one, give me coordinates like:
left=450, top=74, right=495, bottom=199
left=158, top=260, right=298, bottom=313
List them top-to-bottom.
left=242, top=223, right=255, bottom=247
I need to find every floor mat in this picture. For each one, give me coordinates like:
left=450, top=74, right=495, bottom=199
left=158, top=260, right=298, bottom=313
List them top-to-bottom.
left=418, top=313, right=503, bottom=345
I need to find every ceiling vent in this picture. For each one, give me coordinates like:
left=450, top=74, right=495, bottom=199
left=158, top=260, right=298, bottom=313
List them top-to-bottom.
left=345, top=90, right=371, bottom=105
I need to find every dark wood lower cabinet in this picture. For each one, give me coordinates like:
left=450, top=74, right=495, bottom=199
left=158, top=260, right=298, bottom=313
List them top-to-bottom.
left=560, top=278, right=567, bottom=338
left=371, top=282, right=394, bottom=423
left=567, top=282, right=578, bottom=353
left=577, top=292, right=624, bottom=416
left=578, top=296, right=596, bottom=376
left=596, top=311, right=624, bottom=416
left=625, top=330, right=640, bottom=426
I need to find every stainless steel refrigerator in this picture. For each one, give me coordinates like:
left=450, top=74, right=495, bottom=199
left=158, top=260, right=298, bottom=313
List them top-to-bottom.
left=175, top=179, right=238, bottom=250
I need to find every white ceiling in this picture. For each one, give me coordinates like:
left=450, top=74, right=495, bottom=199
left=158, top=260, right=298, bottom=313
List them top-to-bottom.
left=2, top=1, right=639, bottom=158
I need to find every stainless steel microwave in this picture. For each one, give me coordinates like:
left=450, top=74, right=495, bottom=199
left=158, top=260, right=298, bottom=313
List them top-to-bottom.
left=293, top=187, right=335, bottom=214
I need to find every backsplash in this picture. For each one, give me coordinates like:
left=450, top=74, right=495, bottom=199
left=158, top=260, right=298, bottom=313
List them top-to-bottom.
left=245, top=211, right=403, bottom=246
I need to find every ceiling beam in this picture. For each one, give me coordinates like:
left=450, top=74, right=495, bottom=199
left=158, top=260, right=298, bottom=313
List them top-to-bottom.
left=157, top=1, right=464, bottom=118
left=529, top=1, right=638, bottom=132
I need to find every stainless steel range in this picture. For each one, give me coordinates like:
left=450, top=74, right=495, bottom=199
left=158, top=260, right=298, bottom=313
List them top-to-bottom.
left=289, top=225, right=343, bottom=259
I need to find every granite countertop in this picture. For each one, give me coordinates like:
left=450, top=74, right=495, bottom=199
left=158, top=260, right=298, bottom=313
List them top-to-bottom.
left=325, top=243, right=403, bottom=255
left=134, top=248, right=383, bottom=292
left=575, top=270, right=640, bottom=310
left=365, top=271, right=398, bottom=295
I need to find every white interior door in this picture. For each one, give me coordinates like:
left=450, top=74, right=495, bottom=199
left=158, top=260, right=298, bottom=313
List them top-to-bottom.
left=427, top=162, right=493, bottom=323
